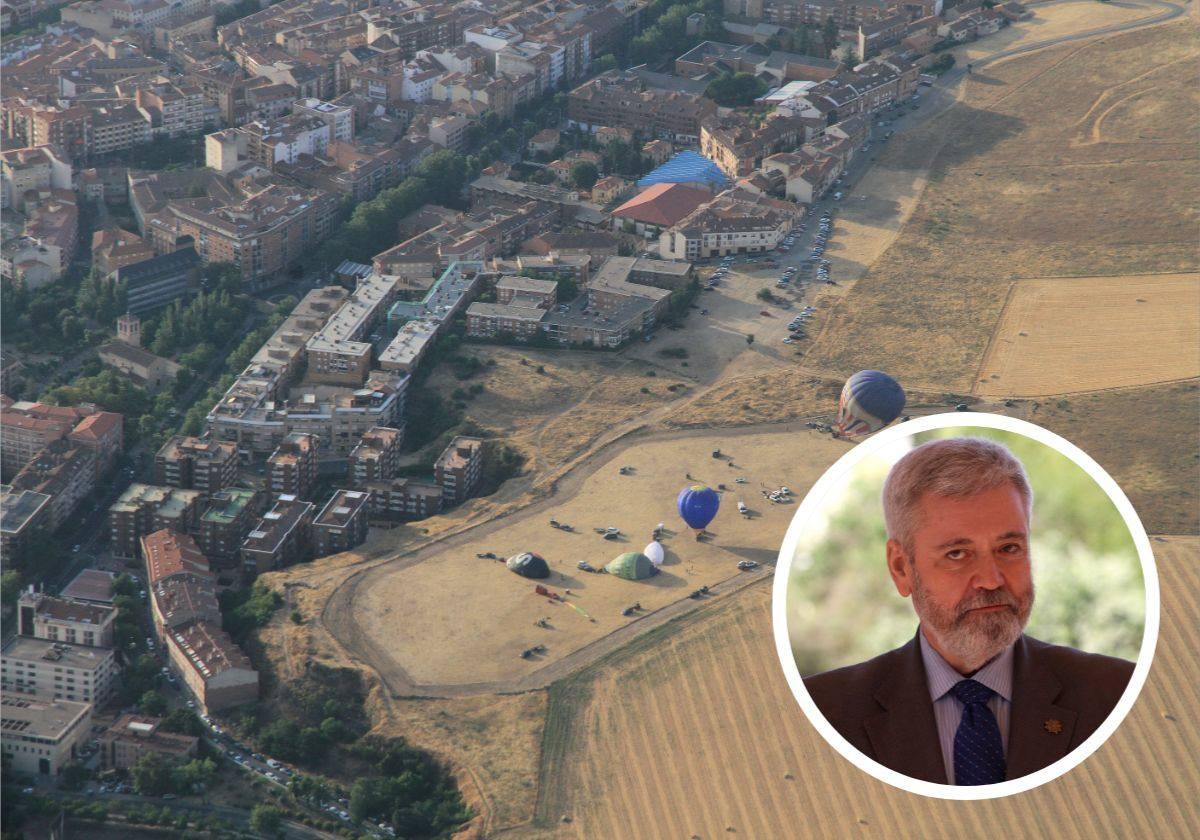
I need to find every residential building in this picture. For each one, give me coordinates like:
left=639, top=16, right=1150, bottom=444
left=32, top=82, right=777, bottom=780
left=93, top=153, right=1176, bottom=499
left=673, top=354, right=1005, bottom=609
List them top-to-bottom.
left=568, top=70, right=718, bottom=144
left=700, top=113, right=815, bottom=179
left=1, top=144, right=72, bottom=210
left=763, top=149, right=842, bottom=202
left=659, top=188, right=798, bottom=260
left=92, top=227, right=156, bottom=277
left=305, top=270, right=404, bottom=386
left=495, top=276, right=558, bottom=308
left=466, top=302, right=548, bottom=340
left=349, top=426, right=403, bottom=484
left=267, top=432, right=318, bottom=499
left=154, top=436, right=239, bottom=496
left=434, top=436, right=484, bottom=505
left=8, top=441, right=97, bottom=531
left=362, top=477, right=442, bottom=524
left=109, top=484, right=204, bottom=558
left=0, top=485, right=50, bottom=555
left=197, top=488, right=263, bottom=566
left=312, top=489, right=370, bottom=556
left=240, top=495, right=314, bottom=575
left=142, top=528, right=209, bottom=588
left=16, top=591, right=116, bottom=649
left=165, top=619, right=258, bottom=713
left=1, top=636, right=118, bottom=705
left=0, top=695, right=92, bottom=777
left=98, top=714, right=199, bottom=770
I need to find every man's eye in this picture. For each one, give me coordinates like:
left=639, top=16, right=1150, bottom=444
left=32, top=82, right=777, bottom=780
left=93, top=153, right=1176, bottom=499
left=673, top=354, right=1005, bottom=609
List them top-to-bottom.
left=1000, top=543, right=1023, bottom=554
left=946, top=549, right=966, bottom=561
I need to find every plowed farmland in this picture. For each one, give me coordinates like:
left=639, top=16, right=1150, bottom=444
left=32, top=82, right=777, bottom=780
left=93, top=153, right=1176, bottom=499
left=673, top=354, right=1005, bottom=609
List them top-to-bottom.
left=976, top=273, right=1200, bottom=396
left=539, top=536, right=1200, bottom=839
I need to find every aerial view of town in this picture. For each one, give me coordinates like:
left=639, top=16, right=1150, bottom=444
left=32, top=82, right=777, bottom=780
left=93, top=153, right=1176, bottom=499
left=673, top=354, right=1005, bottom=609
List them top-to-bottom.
left=0, top=0, right=1196, bottom=835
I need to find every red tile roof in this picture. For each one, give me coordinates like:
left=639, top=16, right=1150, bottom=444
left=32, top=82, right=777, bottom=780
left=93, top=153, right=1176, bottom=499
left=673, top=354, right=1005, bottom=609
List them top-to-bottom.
left=611, top=183, right=713, bottom=228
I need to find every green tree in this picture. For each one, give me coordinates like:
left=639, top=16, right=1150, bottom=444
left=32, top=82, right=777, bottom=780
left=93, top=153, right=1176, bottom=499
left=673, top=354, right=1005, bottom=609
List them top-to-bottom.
left=822, top=15, right=840, bottom=55
left=593, top=53, right=618, bottom=73
left=704, top=72, right=768, bottom=107
left=570, top=161, right=599, bottom=191
left=1, top=569, right=21, bottom=608
left=138, top=689, right=168, bottom=717
left=161, top=708, right=205, bottom=737
left=131, top=753, right=175, bottom=796
left=172, top=758, right=217, bottom=792
left=248, top=804, right=283, bottom=837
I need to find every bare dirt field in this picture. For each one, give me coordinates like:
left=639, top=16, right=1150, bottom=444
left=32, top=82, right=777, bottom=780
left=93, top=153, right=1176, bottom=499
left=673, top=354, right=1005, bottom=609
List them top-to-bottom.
left=958, top=0, right=1166, bottom=65
left=807, top=22, right=1199, bottom=393
left=976, top=273, right=1200, bottom=396
left=341, top=429, right=849, bottom=688
left=536, top=535, right=1200, bottom=840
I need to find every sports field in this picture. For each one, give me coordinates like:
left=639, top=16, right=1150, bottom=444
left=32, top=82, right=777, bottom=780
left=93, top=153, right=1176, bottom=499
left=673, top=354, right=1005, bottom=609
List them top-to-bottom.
left=976, top=273, right=1200, bottom=396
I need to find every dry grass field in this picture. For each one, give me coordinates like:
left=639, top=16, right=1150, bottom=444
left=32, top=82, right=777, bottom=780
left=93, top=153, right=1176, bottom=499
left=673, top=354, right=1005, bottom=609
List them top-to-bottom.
left=807, top=22, right=1199, bottom=392
left=976, top=273, right=1200, bottom=396
left=1032, top=380, right=1200, bottom=535
left=339, top=429, right=849, bottom=688
left=535, top=535, right=1200, bottom=840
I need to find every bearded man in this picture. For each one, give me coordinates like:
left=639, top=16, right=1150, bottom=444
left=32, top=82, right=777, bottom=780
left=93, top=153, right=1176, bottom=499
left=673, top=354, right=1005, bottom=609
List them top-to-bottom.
left=803, top=437, right=1135, bottom=785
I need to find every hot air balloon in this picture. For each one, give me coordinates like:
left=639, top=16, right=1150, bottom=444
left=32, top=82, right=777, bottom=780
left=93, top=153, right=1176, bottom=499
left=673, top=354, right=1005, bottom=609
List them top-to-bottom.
left=835, top=370, right=906, bottom=436
left=677, top=484, right=720, bottom=533
left=644, top=541, right=665, bottom=566
left=506, top=552, right=550, bottom=579
left=606, top=552, right=657, bottom=580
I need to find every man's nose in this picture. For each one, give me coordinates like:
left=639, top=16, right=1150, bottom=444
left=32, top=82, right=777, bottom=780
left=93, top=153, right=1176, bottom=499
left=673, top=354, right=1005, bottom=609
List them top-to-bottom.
left=972, top=556, right=1005, bottom=590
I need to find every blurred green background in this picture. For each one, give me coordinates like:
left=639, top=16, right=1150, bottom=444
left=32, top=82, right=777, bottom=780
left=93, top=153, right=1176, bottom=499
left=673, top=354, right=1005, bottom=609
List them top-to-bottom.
left=789, top=427, right=1146, bottom=676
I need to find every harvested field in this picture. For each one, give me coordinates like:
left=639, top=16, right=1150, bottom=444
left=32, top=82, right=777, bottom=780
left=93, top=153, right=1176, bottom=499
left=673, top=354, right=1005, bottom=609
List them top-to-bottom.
left=806, top=23, right=1199, bottom=392
left=976, top=273, right=1200, bottom=396
left=1031, top=380, right=1200, bottom=535
left=342, top=429, right=849, bottom=688
left=539, top=536, right=1200, bottom=840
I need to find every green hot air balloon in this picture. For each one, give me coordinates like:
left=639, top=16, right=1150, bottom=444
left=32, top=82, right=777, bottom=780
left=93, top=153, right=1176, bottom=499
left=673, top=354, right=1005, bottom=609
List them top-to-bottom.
left=605, top=552, right=658, bottom=581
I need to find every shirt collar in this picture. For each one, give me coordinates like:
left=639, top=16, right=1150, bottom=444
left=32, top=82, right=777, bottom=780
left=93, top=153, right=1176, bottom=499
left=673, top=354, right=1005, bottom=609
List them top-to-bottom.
left=919, top=628, right=1015, bottom=703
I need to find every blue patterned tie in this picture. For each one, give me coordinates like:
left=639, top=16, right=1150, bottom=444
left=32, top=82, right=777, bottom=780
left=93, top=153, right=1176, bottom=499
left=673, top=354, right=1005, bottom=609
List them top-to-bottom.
left=951, top=678, right=1006, bottom=785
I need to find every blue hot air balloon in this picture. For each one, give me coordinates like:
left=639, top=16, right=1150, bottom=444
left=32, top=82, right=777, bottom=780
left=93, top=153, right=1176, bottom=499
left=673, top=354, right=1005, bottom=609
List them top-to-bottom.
left=835, top=370, right=906, bottom=436
left=677, top=484, right=720, bottom=531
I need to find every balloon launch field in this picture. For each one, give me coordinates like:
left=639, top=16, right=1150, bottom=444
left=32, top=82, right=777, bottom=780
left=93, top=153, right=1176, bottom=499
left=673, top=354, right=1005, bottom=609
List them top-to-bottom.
left=338, top=428, right=849, bottom=689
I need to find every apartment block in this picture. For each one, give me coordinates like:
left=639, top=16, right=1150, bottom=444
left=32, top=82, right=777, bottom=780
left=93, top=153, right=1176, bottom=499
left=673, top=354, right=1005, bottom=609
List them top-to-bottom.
left=349, top=426, right=404, bottom=484
left=266, top=432, right=319, bottom=499
left=154, top=436, right=239, bottom=496
left=434, top=436, right=484, bottom=505
left=362, top=477, right=443, bottom=524
left=109, top=484, right=204, bottom=558
left=197, top=488, right=263, bottom=566
left=312, top=489, right=370, bottom=557
left=240, top=495, right=314, bottom=575
left=1, top=636, right=118, bottom=706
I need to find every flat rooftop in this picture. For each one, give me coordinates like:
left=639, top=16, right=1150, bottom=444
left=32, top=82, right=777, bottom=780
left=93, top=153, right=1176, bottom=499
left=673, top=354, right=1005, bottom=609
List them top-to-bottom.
left=59, top=569, right=116, bottom=604
left=2, top=636, right=113, bottom=671
left=0, top=695, right=91, bottom=739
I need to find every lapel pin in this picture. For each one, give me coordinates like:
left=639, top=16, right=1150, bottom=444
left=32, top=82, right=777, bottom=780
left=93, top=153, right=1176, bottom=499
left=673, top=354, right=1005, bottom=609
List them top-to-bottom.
left=1043, top=718, right=1063, bottom=734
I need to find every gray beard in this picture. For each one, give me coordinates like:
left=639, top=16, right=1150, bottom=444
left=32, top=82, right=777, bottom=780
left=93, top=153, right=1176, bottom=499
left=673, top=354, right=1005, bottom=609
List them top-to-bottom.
left=911, top=565, right=1034, bottom=673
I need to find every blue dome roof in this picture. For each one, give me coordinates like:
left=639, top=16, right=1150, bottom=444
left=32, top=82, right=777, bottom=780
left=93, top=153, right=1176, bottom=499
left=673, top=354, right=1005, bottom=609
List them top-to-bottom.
left=637, top=151, right=730, bottom=189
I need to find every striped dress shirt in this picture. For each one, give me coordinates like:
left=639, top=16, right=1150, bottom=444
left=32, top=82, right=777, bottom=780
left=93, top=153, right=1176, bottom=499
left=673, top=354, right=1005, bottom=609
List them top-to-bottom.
left=919, top=630, right=1014, bottom=785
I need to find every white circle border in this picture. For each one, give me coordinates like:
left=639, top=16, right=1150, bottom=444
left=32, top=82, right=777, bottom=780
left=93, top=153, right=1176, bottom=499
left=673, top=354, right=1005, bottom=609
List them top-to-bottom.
left=771, top=411, right=1160, bottom=800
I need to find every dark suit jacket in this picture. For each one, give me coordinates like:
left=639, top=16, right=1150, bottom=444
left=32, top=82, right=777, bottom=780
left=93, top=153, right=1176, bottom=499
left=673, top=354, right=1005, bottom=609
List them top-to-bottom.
left=803, top=632, right=1134, bottom=784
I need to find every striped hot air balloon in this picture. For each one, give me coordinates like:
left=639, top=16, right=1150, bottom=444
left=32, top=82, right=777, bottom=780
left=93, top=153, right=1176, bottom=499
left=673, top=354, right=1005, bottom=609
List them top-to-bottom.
left=835, top=370, right=906, bottom=436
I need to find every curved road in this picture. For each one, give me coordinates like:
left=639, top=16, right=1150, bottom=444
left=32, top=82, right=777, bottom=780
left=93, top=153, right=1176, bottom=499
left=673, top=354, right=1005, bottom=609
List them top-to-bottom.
left=315, top=0, right=1190, bottom=701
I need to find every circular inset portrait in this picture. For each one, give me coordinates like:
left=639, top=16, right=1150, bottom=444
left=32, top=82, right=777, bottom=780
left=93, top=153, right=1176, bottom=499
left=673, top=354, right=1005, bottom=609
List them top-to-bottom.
left=772, top=413, right=1158, bottom=799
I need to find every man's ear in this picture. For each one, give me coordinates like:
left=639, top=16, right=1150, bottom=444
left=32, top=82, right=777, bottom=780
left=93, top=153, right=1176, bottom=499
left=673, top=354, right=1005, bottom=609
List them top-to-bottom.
left=886, top=539, right=913, bottom=598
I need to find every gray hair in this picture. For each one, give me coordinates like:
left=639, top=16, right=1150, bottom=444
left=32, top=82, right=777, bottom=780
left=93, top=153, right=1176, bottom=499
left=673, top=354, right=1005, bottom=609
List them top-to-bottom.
left=882, top=437, right=1033, bottom=554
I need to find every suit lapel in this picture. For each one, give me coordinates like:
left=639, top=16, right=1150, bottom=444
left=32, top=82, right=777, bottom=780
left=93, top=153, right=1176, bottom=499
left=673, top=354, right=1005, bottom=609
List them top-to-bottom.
left=863, top=633, right=948, bottom=784
left=1006, top=635, right=1077, bottom=779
